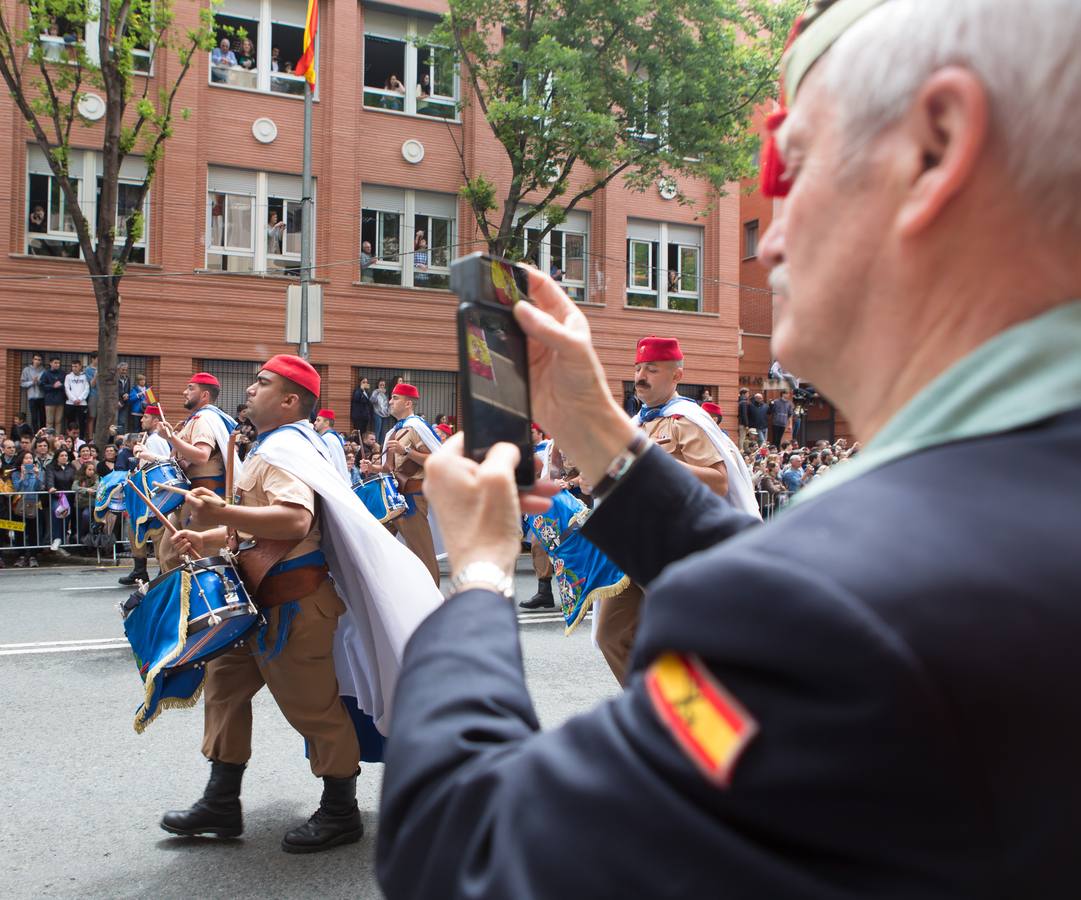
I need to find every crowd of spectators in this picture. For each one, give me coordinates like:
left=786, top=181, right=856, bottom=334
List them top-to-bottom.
left=2, top=354, right=159, bottom=566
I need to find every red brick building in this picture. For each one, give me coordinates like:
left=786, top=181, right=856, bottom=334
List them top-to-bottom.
left=2, top=0, right=747, bottom=438
left=737, top=108, right=852, bottom=446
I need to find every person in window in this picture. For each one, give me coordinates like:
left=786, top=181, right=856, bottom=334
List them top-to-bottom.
left=236, top=37, right=255, bottom=70
left=211, top=38, right=236, bottom=82
left=271, top=46, right=280, bottom=72
left=417, top=73, right=431, bottom=99
left=386, top=74, right=405, bottom=94
left=28, top=205, right=46, bottom=233
left=266, top=211, right=286, bottom=255
left=414, top=234, right=429, bottom=285
left=360, top=240, right=379, bottom=282
left=550, top=261, right=563, bottom=282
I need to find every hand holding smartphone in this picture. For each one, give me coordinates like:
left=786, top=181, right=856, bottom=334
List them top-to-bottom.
left=450, top=253, right=535, bottom=487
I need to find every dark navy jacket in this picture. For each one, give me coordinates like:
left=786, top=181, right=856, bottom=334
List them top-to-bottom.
left=378, top=408, right=1081, bottom=899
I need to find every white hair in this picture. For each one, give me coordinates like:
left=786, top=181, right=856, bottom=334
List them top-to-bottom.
left=823, top=0, right=1081, bottom=230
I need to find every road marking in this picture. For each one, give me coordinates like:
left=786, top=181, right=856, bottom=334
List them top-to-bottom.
left=60, top=585, right=127, bottom=592
left=0, top=639, right=129, bottom=657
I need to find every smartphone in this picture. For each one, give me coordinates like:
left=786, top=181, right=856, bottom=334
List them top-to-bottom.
left=451, top=252, right=535, bottom=487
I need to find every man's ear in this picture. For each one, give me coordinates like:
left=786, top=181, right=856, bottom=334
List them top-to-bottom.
left=897, top=66, right=990, bottom=237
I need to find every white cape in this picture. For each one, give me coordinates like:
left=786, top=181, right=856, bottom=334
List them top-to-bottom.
left=633, top=397, right=761, bottom=519
left=253, top=422, right=443, bottom=734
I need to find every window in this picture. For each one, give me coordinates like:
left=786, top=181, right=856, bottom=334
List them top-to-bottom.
left=211, top=0, right=313, bottom=97
left=363, top=9, right=458, bottom=120
left=26, top=146, right=149, bottom=261
left=206, top=167, right=312, bottom=274
left=361, top=186, right=457, bottom=289
left=517, top=209, right=590, bottom=302
left=744, top=219, right=759, bottom=259
left=626, top=220, right=703, bottom=312
left=197, top=358, right=328, bottom=413
left=354, top=366, right=457, bottom=426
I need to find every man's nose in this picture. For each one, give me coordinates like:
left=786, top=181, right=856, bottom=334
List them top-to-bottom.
left=758, top=212, right=786, bottom=271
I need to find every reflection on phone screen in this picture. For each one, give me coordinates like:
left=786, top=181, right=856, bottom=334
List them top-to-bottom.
left=462, top=304, right=531, bottom=454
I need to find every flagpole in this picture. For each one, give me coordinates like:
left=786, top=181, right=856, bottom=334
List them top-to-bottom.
left=299, top=78, right=313, bottom=361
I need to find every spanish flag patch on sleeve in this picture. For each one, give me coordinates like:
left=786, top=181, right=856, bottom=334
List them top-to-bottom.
left=645, top=652, right=758, bottom=786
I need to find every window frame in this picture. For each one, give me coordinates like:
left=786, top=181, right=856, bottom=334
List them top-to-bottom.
left=209, top=0, right=316, bottom=99
left=362, top=12, right=459, bottom=122
left=26, top=148, right=151, bottom=262
left=206, top=169, right=313, bottom=276
left=360, top=187, right=458, bottom=290
left=517, top=210, right=590, bottom=303
left=743, top=219, right=760, bottom=259
left=626, top=220, right=703, bottom=312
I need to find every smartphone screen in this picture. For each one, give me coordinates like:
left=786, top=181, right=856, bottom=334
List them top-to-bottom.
left=452, top=254, right=534, bottom=486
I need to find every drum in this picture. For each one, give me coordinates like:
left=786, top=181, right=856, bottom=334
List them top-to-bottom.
left=131, top=460, right=190, bottom=519
left=94, top=469, right=129, bottom=521
left=355, top=475, right=407, bottom=524
left=122, top=556, right=261, bottom=732
left=123, top=556, right=259, bottom=673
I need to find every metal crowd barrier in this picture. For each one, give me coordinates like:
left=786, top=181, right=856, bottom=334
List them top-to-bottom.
left=0, top=489, right=134, bottom=564
left=755, top=489, right=791, bottom=520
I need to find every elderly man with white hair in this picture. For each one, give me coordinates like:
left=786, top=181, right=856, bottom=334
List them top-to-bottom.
left=376, top=1, right=1081, bottom=897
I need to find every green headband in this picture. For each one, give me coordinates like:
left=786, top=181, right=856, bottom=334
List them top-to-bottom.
left=783, top=0, right=892, bottom=102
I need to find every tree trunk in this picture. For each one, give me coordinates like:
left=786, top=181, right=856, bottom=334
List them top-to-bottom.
left=92, top=281, right=121, bottom=450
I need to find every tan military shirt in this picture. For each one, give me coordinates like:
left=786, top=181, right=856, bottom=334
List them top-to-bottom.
left=176, top=410, right=224, bottom=481
left=641, top=415, right=724, bottom=470
left=388, top=425, right=431, bottom=487
left=233, top=452, right=321, bottom=563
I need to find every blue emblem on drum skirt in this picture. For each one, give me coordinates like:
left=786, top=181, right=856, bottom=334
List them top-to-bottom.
left=93, top=469, right=128, bottom=523
left=526, top=490, right=631, bottom=633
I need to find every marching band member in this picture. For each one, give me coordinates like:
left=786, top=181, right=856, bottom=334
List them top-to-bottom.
left=594, top=337, right=762, bottom=682
left=163, top=355, right=441, bottom=853
left=361, top=383, right=442, bottom=584
left=117, top=404, right=172, bottom=585
left=313, top=408, right=350, bottom=484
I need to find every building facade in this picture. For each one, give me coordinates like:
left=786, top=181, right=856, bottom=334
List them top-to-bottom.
left=1, top=0, right=746, bottom=437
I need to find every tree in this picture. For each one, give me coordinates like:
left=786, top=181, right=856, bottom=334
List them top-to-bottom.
left=0, top=0, right=217, bottom=448
left=437, top=0, right=801, bottom=262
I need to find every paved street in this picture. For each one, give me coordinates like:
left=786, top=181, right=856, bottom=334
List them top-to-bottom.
left=0, top=561, right=617, bottom=900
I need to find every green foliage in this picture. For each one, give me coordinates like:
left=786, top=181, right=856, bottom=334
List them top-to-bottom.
left=437, top=0, right=802, bottom=257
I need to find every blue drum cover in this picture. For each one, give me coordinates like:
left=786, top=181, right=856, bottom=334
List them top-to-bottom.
left=354, top=475, right=407, bottom=524
left=124, top=563, right=256, bottom=733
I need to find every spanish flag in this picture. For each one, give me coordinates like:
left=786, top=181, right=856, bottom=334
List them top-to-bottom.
left=294, top=0, right=318, bottom=86
left=145, top=387, right=157, bottom=405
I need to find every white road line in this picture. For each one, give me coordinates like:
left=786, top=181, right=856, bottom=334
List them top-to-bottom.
left=60, top=585, right=127, bottom=592
left=2, top=637, right=123, bottom=649
left=0, top=641, right=129, bottom=657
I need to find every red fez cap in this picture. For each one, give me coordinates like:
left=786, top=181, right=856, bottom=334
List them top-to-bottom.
left=635, top=336, right=684, bottom=364
left=262, top=354, right=321, bottom=396
left=189, top=372, right=220, bottom=388
left=392, top=383, right=420, bottom=399
left=702, top=402, right=723, bottom=417
left=143, top=404, right=162, bottom=417
left=317, top=409, right=335, bottom=421
left=435, top=423, right=453, bottom=437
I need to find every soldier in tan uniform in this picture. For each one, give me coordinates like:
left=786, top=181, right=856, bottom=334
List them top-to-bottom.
left=595, top=336, right=732, bottom=681
left=163, top=354, right=362, bottom=854
left=361, top=382, right=440, bottom=584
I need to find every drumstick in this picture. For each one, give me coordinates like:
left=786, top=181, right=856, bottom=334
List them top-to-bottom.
left=225, top=431, right=237, bottom=506
left=127, top=481, right=180, bottom=536
left=157, top=483, right=228, bottom=507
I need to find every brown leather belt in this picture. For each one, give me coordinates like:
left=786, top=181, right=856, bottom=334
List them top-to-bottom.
left=190, top=476, right=225, bottom=492
left=400, top=479, right=424, bottom=495
left=256, top=564, right=329, bottom=608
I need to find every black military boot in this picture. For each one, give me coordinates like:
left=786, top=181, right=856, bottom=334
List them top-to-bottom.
left=118, top=558, right=150, bottom=586
left=519, top=577, right=555, bottom=610
left=160, top=760, right=245, bottom=838
left=281, top=769, right=363, bottom=854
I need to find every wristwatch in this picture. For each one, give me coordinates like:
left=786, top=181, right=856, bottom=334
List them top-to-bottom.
left=446, top=561, right=515, bottom=601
